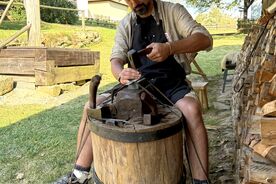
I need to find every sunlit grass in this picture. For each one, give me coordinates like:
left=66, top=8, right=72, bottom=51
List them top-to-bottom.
left=0, top=105, right=46, bottom=128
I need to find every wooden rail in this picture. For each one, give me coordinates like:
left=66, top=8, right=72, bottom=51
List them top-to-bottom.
left=0, top=0, right=14, bottom=26
left=0, top=0, right=86, bottom=46
left=0, top=1, right=79, bottom=11
left=0, top=24, right=31, bottom=49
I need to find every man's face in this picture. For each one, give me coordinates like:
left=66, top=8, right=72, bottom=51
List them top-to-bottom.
left=125, top=0, right=154, bottom=18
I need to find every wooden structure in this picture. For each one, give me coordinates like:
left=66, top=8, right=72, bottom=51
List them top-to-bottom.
left=24, top=0, right=41, bottom=46
left=232, top=5, right=276, bottom=183
left=0, top=47, right=100, bottom=88
left=192, top=81, right=209, bottom=110
left=89, top=106, right=184, bottom=184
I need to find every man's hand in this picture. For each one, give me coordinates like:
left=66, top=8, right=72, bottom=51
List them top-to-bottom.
left=146, top=42, right=171, bottom=62
left=118, top=68, right=141, bottom=85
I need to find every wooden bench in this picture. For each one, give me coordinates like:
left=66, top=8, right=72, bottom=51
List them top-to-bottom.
left=192, top=81, right=209, bottom=110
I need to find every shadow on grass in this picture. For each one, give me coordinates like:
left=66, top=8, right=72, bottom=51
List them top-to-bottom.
left=0, top=21, right=27, bottom=30
left=0, top=82, right=117, bottom=183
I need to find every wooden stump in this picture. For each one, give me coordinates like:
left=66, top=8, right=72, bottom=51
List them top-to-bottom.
left=89, top=107, right=184, bottom=184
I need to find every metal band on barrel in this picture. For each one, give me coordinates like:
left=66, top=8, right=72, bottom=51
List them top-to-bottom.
left=89, top=119, right=183, bottom=143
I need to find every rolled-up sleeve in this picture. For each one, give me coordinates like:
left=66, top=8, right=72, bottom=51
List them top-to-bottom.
left=174, top=4, right=213, bottom=51
left=110, top=21, right=129, bottom=64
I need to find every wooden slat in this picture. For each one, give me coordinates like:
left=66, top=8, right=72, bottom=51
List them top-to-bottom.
left=0, top=48, right=37, bottom=58
left=34, top=48, right=47, bottom=62
left=46, top=49, right=97, bottom=66
left=260, top=54, right=276, bottom=71
left=0, top=58, right=34, bottom=75
left=34, top=60, right=55, bottom=72
left=35, top=64, right=100, bottom=86
left=53, top=65, right=99, bottom=84
left=35, top=70, right=55, bottom=86
left=269, top=74, right=276, bottom=96
left=0, top=75, right=35, bottom=83
left=258, top=82, right=273, bottom=107
left=262, top=100, right=276, bottom=117
left=261, top=117, right=276, bottom=145
left=253, top=142, right=276, bottom=164
left=247, top=153, right=276, bottom=184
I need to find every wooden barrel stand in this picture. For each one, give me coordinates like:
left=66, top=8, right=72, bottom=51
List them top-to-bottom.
left=89, top=107, right=184, bottom=184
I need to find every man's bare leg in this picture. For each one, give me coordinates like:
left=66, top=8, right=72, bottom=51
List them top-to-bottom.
left=54, top=95, right=108, bottom=184
left=75, top=95, right=108, bottom=167
left=175, top=97, right=209, bottom=181
left=75, top=102, right=93, bottom=168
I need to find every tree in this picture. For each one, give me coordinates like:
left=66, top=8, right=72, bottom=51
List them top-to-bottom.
left=40, top=0, right=78, bottom=24
left=185, top=0, right=256, bottom=20
left=195, top=7, right=236, bottom=26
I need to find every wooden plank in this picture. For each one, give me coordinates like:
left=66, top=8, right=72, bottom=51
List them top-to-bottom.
left=0, top=48, right=37, bottom=58
left=34, top=48, right=47, bottom=62
left=46, top=49, right=96, bottom=66
left=260, top=54, right=276, bottom=71
left=0, top=58, right=34, bottom=75
left=34, top=60, right=55, bottom=72
left=35, top=64, right=100, bottom=86
left=53, top=65, right=99, bottom=84
left=259, top=69, right=275, bottom=83
left=35, top=70, right=55, bottom=86
left=269, top=74, right=276, bottom=96
left=0, top=75, right=35, bottom=83
left=258, top=82, right=273, bottom=107
left=262, top=100, right=276, bottom=117
left=261, top=117, right=276, bottom=145
left=253, top=142, right=276, bottom=164
left=247, top=152, right=276, bottom=184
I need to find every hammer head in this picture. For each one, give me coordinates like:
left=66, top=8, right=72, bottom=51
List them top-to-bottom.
left=127, top=48, right=152, bottom=69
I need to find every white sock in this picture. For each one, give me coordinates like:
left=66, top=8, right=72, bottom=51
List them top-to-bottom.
left=73, top=169, right=89, bottom=183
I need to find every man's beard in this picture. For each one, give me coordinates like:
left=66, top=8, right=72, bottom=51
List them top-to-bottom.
left=134, top=3, right=149, bottom=17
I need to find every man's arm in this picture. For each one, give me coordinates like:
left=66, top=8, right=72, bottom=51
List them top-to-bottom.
left=146, top=32, right=211, bottom=62
left=169, top=32, right=211, bottom=54
left=111, top=58, right=141, bottom=84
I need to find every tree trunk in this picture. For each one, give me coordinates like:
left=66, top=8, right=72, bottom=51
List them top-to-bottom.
left=243, top=6, right=248, bottom=20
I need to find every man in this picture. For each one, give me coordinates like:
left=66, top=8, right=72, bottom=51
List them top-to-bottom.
left=55, top=0, right=212, bottom=183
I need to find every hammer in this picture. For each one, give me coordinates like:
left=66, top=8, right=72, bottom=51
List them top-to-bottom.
left=127, top=47, right=152, bottom=69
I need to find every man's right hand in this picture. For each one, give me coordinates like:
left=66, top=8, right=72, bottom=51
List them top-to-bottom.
left=118, top=68, right=141, bottom=85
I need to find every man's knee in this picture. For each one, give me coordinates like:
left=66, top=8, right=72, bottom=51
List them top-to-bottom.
left=176, top=97, right=202, bottom=116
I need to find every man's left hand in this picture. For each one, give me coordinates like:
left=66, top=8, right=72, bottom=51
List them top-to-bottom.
left=146, top=42, right=171, bottom=62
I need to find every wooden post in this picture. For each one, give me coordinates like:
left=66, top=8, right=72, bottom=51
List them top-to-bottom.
left=0, top=0, right=15, bottom=26
left=24, top=0, right=41, bottom=46
left=81, top=10, right=85, bottom=31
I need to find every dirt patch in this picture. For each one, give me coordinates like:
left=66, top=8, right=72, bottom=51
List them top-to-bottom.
left=0, top=82, right=90, bottom=108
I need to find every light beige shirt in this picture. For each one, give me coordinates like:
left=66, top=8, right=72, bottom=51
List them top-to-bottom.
left=110, top=0, right=213, bottom=74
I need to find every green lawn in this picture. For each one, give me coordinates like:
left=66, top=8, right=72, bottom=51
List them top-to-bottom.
left=0, top=21, right=245, bottom=183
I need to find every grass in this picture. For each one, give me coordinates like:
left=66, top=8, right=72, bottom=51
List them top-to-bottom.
left=0, top=21, right=246, bottom=183
left=0, top=105, right=45, bottom=128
